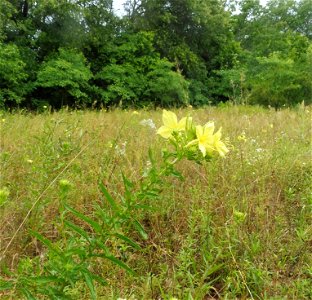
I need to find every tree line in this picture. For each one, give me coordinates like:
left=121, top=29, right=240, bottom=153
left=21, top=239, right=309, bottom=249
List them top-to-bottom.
left=0, top=0, right=311, bottom=109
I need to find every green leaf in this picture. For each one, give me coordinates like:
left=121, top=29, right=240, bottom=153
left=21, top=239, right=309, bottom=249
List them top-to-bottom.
left=148, top=148, right=156, bottom=165
left=121, top=172, right=134, bottom=189
left=122, top=172, right=134, bottom=203
left=99, top=182, right=119, bottom=212
left=64, top=204, right=102, bottom=233
left=132, top=204, right=155, bottom=211
left=64, top=220, right=91, bottom=241
left=133, top=220, right=148, bottom=240
left=30, top=230, right=62, bottom=257
left=115, top=233, right=141, bottom=250
left=93, top=239, right=111, bottom=258
left=63, top=247, right=87, bottom=258
left=90, top=253, right=135, bottom=275
left=102, top=255, right=135, bottom=275
left=1, top=264, right=14, bottom=276
left=204, top=264, right=224, bottom=277
left=83, top=271, right=96, bottom=300
left=90, top=274, right=107, bottom=286
left=30, top=275, right=61, bottom=284
left=0, top=279, right=13, bottom=291
left=20, top=288, right=36, bottom=300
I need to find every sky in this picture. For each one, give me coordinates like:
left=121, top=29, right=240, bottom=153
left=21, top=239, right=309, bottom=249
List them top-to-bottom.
left=112, top=0, right=270, bottom=15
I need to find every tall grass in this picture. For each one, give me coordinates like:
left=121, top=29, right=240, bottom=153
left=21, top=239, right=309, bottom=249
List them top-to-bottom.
left=0, top=105, right=311, bottom=299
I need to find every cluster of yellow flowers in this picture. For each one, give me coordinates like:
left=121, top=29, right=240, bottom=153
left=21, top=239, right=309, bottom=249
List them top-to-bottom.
left=157, top=110, right=229, bottom=158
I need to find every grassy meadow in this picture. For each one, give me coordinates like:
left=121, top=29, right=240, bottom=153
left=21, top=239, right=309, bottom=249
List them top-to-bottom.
left=0, top=105, right=311, bottom=299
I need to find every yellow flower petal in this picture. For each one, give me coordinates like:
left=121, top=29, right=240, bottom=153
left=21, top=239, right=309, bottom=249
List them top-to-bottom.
left=157, top=110, right=187, bottom=139
left=162, top=110, right=178, bottom=128
left=177, top=117, right=187, bottom=130
left=204, top=121, right=215, bottom=135
left=157, top=126, right=174, bottom=139
left=215, top=141, right=229, bottom=157
left=199, top=143, right=207, bottom=157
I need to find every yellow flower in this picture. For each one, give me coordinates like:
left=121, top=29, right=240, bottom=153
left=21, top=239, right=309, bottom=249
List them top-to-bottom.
left=157, top=110, right=188, bottom=139
left=186, top=122, right=229, bottom=157
left=186, top=122, right=214, bottom=157
left=195, top=122, right=215, bottom=157
left=212, top=128, right=229, bottom=157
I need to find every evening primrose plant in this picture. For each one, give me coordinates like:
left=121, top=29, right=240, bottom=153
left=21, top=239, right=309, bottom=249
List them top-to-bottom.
left=1, top=110, right=230, bottom=299
left=157, top=110, right=229, bottom=163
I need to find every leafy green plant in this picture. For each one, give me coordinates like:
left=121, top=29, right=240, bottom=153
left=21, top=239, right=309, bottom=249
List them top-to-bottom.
left=0, top=110, right=229, bottom=299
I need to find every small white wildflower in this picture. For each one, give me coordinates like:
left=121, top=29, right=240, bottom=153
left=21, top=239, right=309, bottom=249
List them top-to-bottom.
left=140, top=119, right=156, bottom=130
left=115, top=142, right=127, bottom=156
left=255, top=148, right=263, bottom=153
left=142, top=160, right=152, bottom=177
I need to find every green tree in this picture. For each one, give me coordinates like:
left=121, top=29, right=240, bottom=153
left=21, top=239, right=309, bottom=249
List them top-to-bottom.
left=124, top=0, right=239, bottom=104
left=231, top=0, right=311, bottom=107
left=233, top=0, right=311, bottom=57
left=95, top=32, right=189, bottom=107
left=0, top=43, right=28, bottom=107
left=35, top=48, right=93, bottom=108
left=246, top=51, right=312, bottom=108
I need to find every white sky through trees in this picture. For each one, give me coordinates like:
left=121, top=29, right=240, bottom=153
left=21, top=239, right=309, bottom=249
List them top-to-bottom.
left=113, top=0, right=270, bottom=16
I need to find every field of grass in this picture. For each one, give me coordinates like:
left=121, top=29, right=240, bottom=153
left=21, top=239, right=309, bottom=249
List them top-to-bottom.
left=0, top=105, right=311, bottom=299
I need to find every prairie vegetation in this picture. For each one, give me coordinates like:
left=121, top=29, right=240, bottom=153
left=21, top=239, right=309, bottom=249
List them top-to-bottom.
left=1, top=106, right=311, bottom=299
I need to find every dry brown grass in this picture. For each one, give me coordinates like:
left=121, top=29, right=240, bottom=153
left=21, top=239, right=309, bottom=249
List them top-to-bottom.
left=0, top=105, right=311, bottom=299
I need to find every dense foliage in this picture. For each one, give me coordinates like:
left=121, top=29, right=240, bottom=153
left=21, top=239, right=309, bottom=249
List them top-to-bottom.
left=0, top=0, right=311, bottom=109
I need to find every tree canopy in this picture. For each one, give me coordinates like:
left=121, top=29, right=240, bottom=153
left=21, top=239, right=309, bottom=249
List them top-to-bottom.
left=0, top=0, right=311, bottom=109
